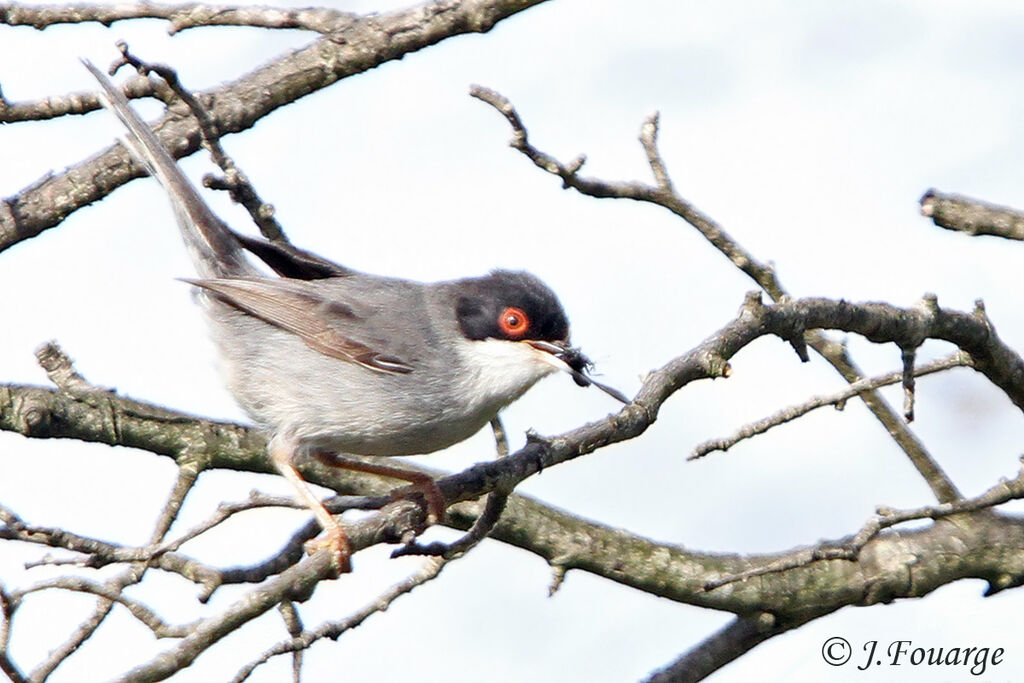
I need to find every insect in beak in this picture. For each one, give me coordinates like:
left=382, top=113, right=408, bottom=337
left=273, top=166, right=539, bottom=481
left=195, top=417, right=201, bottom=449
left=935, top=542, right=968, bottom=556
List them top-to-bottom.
left=525, top=340, right=630, bottom=404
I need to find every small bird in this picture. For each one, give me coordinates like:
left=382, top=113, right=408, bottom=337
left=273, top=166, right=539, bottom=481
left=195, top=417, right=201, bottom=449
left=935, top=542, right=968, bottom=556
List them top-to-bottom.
left=85, top=60, right=626, bottom=572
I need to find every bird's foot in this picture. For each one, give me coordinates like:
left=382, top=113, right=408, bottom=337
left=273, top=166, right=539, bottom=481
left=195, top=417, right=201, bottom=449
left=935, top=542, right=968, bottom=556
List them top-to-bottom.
left=390, top=476, right=446, bottom=527
left=304, top=522, right=352, bottom=575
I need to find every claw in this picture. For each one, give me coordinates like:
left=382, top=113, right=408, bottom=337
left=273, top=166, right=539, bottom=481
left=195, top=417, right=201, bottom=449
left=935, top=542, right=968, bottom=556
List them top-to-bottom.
left=390, top=477, right=447, bottom=526
left=304, top=524, right=352, bottom=574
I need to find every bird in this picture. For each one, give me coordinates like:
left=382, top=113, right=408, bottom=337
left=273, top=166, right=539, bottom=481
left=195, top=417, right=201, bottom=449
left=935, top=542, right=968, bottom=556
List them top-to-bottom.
left=84, top=60, right=626, bottom=572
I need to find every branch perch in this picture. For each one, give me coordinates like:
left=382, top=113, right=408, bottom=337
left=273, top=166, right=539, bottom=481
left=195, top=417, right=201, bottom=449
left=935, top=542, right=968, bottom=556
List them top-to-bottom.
left=0, top=0, right=552, bottom=251
left=471, top=85, right=963, bottom=504
left=921, top=188, right=1024, bottom=241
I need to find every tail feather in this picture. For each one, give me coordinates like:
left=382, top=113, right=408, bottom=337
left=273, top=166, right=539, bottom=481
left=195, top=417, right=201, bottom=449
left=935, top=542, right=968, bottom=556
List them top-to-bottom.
left=83, top=59, right=254, bottom=279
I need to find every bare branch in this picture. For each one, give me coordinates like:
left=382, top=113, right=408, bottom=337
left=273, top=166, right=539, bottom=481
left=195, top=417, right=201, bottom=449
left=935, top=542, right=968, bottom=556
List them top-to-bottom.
left=0, top=0, right=552, bottom=252
left=0, top=2, right=355, bottom=34
left=114, top=44, right=288, bottom=242
left=0, top=75, right=158, bottom=123
left=469, top=85, right=781, bottom=295
left=473, top=86, right=962, bottom=504
left=639, top=111, right=674, bottom=193
left=921, top=188, right=1024, bottom=241
left=5, top=288, right=1024, bottom=677
left=6, top=294, right=1024, bottom=612
left=34, top=340, right=108, bottom=397
left=901, top=345, right=917, bottom=421
left=691, top=352, right=972, bottom=459
left=393, top=416, right=511, bottom=559
left=21, top=434, right=203, bottom=679
left=706, top=459, right=1024, bottom=592
left=152, top=463, right=201, bottom=543
left=116, top=501, right=431, bottom=682
left=1, top=502, right=156, bottom=566
left=232, top=557, right=448, bottom=683
left=15, top=577, right=191, bottom=637
left=0, top=584, right=30, bottom=683
left=29, top=594, right=116, bottom=680
left=276, top=602, right=304, bottom=683
left=644, top=613, right=789, bottom=683
left=0, top=642, right=30, bottom=683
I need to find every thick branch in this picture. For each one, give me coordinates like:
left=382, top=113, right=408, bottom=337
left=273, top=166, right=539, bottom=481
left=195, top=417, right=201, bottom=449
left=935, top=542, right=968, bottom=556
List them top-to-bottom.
left=0, top=2, right=355, bottom=33
left=921, top=188, right=1024, bottom=241
left=5, top=293, right=1024, bottom=681
left=6, top=294, right=1023, bottom=515
left=4, top=295, right=1024, bottom=617
left=644, top=614, right=793, bottom=683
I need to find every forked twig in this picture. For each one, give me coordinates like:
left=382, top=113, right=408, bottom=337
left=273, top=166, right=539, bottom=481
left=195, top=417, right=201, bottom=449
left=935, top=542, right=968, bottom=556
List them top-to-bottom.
left=113, top=43, right=287, bottom=242
left=691, top=352, right=972, bottom=459
left=704, top=461, right=1024, bottom=591
left=232, top=557, right=448, bottom=683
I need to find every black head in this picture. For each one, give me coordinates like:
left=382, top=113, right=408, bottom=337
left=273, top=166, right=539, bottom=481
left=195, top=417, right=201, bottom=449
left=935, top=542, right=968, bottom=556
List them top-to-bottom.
left=454, top=270, right=630, bottom=404
left=455, top=270, right=570, bottom=343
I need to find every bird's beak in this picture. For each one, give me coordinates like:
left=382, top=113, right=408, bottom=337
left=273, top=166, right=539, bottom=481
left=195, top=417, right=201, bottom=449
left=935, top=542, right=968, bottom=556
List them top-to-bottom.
left=525, top=340, right=629, bottom=404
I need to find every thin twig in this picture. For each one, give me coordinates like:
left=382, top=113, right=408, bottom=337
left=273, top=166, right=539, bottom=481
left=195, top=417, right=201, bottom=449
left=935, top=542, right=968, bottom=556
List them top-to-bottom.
left=113, top=44, right=288, bottom=242
left=0, top=75, right=158, bottom=124
left=471, top=85, right=962, bottom=504
left=639, top=111, right=674, bottom=193
left=34, top=340, right=109, bottom=396
left=901, top=346, right=917, bottom=421
left=690, top=352, right=972, bottom=459
left=28, top=453, right=202, bottom=678
left=704, top=460, right=1024, bottom=591
left=1, top=509, right=150, bottom=567
left=232, top=557, right=448, bottom=683
left=15, top=578, right=191, bottom=637
left=0, top=583, right=30, bottom=683
left=277, top=602, right=304, bottom=683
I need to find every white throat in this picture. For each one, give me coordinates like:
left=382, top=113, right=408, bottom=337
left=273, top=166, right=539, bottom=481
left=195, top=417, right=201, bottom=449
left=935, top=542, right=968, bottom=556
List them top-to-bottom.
left=453, top=337, right=561, bottom=414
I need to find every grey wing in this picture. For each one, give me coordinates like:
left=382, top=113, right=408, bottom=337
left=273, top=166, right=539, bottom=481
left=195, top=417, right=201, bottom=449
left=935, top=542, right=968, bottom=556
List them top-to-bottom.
left=185, top=277, right=415, bottom=374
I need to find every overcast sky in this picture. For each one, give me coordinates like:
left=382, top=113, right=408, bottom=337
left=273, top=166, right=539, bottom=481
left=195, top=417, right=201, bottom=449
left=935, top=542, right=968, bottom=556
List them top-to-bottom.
left=3, top=1, right=1024, bottom=681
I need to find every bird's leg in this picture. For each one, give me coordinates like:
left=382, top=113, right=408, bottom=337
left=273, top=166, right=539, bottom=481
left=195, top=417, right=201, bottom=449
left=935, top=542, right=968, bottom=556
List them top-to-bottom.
left=392, top=417, right=510, bottom=559
left=268, top=436, right=352, bottom=573
left=310, top=452, right=446, bottom=526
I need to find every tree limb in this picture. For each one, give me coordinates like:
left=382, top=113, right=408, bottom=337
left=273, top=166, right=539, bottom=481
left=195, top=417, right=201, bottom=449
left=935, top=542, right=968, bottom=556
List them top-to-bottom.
left=0, top=0, right=551, bottom=252
left=0, top=2, right=354, bottom=34
left=470, top=85, right=962, bottom=504
left=921, top=188, right=1024, bottom=241
left=4, top=295, right=1024, bottom=616
left=691, top=352, right=973, bottom=459
left=644, top=613, right=792, bottom=683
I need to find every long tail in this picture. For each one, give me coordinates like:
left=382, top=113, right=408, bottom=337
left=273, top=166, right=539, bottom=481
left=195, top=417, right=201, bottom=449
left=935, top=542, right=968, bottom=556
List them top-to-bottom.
left=83, top=60, right=254, bottom=279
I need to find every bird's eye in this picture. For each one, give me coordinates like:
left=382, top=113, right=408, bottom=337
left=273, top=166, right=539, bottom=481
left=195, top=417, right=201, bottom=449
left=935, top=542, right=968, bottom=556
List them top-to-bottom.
left=497, top=306, right=530, bottom=338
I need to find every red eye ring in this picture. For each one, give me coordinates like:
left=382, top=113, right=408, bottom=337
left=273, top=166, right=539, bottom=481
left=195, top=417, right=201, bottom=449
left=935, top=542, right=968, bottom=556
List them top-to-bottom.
left=498, top=306, right=530, bottom=338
